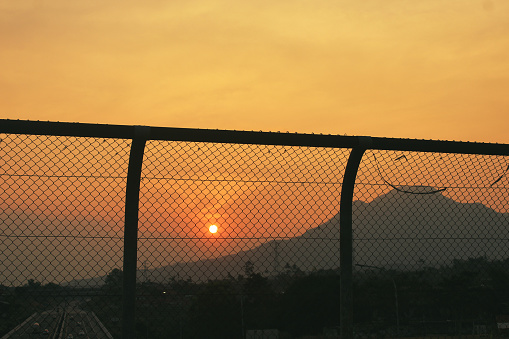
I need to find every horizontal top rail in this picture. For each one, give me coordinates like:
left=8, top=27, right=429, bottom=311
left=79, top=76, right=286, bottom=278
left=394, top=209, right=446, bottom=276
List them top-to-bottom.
left=1, top=119, right=508, bottom=155
left=369, top=137, right=509, bottom=156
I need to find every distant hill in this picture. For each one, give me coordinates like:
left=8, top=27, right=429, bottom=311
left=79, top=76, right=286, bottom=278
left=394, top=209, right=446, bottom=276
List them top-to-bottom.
left=7, top=185, right=507, bottom=288
left=69, top=186, right=507, bottom=286
left=352, top=186, right=509, bottom=269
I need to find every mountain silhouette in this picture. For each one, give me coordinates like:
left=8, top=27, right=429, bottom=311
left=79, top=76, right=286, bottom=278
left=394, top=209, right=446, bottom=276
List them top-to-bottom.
left=102, top=186, right=507, bottom=285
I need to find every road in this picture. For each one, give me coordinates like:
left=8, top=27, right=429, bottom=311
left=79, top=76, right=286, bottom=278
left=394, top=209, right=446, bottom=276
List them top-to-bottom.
left=1, top=307, right=113, bottom=339
left=1, top=309, right=62, bottom=339
left=61, top=310, right=113, bottom=339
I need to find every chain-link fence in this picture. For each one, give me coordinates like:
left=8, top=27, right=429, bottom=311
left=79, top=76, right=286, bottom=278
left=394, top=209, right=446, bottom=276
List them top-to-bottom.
left=1, top=120, right=508, bottom=339
left=353, top=149, right=509, bottom=338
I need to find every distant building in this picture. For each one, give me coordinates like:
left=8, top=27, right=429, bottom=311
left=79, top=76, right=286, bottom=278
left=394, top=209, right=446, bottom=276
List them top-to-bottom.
left=497, top=315, right=509, bottom=333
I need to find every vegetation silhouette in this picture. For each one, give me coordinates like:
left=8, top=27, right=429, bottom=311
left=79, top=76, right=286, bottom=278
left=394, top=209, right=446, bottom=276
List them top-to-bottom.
left=3, top=256, right=509, bottom=338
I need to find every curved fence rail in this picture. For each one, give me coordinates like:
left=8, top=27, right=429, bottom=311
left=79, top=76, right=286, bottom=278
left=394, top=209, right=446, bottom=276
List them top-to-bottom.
left=1, top=120, right=508, bottom=339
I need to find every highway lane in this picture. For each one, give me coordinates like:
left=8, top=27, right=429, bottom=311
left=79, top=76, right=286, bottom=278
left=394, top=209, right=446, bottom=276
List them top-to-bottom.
left=2, top=308, right=112, bottom=339
left=1, top=309, right=63, bottom=338
left=61, top=310, right=112, bottom=339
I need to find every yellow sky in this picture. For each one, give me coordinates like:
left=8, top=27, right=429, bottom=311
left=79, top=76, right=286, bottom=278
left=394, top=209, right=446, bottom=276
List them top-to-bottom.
left=1, top=0, right=508, bottom=143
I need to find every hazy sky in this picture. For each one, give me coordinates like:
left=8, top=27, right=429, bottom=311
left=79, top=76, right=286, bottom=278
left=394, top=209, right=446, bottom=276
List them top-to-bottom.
left=1, top=0, right=508, bottom=143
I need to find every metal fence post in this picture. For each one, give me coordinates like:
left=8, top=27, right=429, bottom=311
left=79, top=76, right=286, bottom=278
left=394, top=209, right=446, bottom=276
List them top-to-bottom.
left=122, top=126, right=150, bottom=339
left=340, top=137, right=371, bottom=339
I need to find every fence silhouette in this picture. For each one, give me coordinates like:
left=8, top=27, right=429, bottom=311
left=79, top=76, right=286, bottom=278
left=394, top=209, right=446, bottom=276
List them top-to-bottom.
left=1, top=120, right=508, bottom=339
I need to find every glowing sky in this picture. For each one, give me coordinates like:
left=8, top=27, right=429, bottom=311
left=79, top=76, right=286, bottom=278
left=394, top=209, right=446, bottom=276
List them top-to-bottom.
left=1, top=0, right=508, bottom=143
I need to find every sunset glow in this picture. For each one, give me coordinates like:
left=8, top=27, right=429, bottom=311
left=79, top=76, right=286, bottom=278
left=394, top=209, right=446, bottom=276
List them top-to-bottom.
left=1, top=0, right=508, bottom=143
left=1, top=0, right=508, bottom=284
left=1, top=3, right=508, bottom=335
left=209, top=225, right=218, bottom=234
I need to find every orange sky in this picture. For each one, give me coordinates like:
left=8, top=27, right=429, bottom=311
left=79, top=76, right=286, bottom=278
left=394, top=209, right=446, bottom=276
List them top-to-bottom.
left=1, top=0, right=508, bottom=143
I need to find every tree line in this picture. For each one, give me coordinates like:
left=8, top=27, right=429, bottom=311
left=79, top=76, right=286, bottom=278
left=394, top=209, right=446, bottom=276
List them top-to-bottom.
left=3, top=256, right=509, bottom=338
left=88, top=256, right=509, bottom=338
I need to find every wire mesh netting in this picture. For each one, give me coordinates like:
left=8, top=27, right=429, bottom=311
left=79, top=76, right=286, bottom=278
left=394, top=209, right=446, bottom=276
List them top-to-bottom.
left=1, top=126, right=508, bottom=339
left=0, top=133, right=130, bottom=338
left=135, top=141, right=350, bottom=338
left=353, top=150, right=509, bottom=338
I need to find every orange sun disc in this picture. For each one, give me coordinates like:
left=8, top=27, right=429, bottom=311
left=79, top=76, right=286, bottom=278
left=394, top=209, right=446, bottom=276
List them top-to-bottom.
left=209, top=225, right=218, bottom=234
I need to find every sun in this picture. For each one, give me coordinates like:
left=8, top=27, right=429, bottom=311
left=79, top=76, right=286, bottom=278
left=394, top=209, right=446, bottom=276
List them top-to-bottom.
left=209, top=225, right=218, bottom=234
